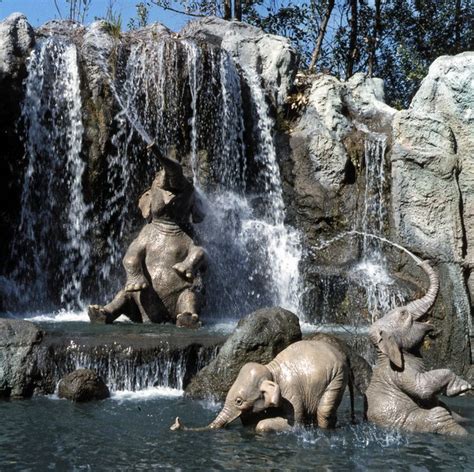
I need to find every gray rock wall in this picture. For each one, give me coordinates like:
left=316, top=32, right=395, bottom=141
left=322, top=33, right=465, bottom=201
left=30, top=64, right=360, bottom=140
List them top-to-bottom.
left=390, top=53, right=474, bottom=373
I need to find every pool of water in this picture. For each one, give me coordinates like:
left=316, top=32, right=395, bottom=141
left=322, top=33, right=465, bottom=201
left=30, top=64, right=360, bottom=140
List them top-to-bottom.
left=1, top=394, right=472, bottom=470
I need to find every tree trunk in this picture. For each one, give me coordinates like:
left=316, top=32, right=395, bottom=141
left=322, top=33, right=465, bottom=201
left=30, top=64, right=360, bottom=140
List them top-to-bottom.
left=224, top=0, right=232, bottom=20
left=234, top=0, right=242, bottom=21
left=309, top=0, right=335, bottom=73
left=346, top=0, right=358, bottom=78
left=367, top=0, right=382, bottom=77
left=454, top=0, right=461, bottom=52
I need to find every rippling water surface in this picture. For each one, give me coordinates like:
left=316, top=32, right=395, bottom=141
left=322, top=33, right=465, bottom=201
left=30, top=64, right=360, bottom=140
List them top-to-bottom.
left=1, top=394, right=472, bottom=471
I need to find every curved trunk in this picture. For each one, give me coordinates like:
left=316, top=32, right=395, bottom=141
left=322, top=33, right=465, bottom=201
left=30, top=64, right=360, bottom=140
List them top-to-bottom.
left=404, top=261, right=439, bottom=319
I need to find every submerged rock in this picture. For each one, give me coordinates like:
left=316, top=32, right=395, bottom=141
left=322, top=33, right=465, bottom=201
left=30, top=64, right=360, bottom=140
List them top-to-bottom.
left=185, top=307, right=302, bottom=401
left=0, top=319, right=43, bottom=398
left=58, top=368, right=109, bottom=402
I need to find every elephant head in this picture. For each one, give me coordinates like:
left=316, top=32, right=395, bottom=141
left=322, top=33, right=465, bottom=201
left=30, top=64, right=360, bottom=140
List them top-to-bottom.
left=138, top=143, right=205, bottom=224
left=369, top=260, right=439, bottom=368
left=171, top=362, right=281, bottom=431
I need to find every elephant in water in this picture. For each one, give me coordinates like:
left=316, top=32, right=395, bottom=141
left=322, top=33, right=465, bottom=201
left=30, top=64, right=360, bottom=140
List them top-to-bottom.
left=88, top=144, right=206, bottom=328
left=366, top=260, right=472, bottom=435
left=171, top=339, right=350, bottom=432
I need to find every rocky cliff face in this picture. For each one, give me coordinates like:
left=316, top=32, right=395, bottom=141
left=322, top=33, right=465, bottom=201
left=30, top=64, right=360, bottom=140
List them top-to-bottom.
left=0, top=13, right=471, bottom=372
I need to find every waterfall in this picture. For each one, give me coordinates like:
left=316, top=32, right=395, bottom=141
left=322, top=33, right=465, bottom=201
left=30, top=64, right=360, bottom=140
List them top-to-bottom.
left=5, top=31, right=303, bottom=320
left=99, top=36, right=303, bottom=319
left=8, top=37, right=90, bottom=310
left=352, top=128, right=403, bottom=319
left=37, top=339, right=219, bottom=392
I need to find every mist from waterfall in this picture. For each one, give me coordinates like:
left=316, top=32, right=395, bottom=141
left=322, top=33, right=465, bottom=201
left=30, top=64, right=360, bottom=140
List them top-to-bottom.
left=7, top=37, right=90, bottom=310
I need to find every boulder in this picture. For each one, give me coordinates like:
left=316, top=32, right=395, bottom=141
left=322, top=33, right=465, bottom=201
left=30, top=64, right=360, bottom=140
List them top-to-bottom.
left=0, top=12, right=35, bottom=81
left=185, top=307, right=301, bottom=400
left=0, top=319, right=43, bottom=398
left=58, top=369, right=110, bottom=402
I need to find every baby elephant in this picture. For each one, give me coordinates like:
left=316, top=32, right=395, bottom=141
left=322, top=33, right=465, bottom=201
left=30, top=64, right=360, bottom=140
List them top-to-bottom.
left=366, top=260, right=472, bottom=436
left=171, top=339, right=350, bottom=433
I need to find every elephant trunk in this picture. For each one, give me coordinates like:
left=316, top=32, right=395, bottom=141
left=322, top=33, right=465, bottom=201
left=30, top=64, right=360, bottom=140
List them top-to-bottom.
left=147, top=141, right=184, bottom=189
left=404, top=260, right=439, bottom=320
left=170, top=404, right=240, bottom=432
left=207, top=404, right=240, bottom=429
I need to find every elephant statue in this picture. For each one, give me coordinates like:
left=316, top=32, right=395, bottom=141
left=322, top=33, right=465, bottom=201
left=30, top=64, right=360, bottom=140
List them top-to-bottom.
left=88, top=143, right=206, bottom=328
left=366, top=260, right=472, bottom=435
left=171, top=339, right=350, bottom=432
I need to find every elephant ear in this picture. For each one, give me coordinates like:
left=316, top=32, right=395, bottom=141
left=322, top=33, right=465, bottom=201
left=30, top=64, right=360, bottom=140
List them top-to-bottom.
left=138, top=189, right=152, bottom=219
left=377, top=330, right=403, bottom=369
left=259, top=379, right=281, bottom=409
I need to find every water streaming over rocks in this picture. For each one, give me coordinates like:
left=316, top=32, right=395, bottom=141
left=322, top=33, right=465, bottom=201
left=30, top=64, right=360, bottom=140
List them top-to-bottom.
left=5, top=27, right=303, bottom=320
left=8, top=37, right=90, bottom=310
left=351, top=129, right=404, bottom=320
left=35, top=327, right=222, bottom=393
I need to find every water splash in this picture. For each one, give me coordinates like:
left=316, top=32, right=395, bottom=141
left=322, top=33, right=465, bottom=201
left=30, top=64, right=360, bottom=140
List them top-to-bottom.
left=9, top=37, right=90, bottom=310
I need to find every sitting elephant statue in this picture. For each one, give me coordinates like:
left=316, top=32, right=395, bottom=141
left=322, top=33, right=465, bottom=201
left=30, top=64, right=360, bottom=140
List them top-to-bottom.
left=88, top=143, right=206, bottom=328
left=366, top=260, right=472, bottom=435
left=171, top=339, right=350, bottom=432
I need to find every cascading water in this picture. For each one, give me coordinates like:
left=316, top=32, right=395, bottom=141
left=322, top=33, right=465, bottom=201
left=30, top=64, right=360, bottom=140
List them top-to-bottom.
left=5, top=28, right=303, bottom=322
left=99, top=35, right=303, bottom=319
left=7, top=37, right=90, bottom=311
left=352, top=128, right=403, bottom=320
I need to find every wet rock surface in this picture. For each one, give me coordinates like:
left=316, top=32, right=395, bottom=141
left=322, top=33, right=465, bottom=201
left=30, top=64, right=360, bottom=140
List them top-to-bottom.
left=185, top=307, right=302, bottom=401
left=0, top=319, right=43, bottom=398
left=0, top=319, right=224, bottom=397
left=58, top=368, right=109, bottom=402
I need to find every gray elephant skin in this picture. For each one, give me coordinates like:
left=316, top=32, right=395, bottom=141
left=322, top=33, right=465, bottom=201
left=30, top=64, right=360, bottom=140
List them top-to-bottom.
left=89, top=144, right=206, bottom=328
left=366, top=260, right=472, bottom=435
left=171, top=338, right=350, bottom=432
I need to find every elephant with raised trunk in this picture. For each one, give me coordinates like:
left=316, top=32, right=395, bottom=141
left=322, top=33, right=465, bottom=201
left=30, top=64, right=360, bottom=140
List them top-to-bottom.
left=88, top=144, right=206, bottom=328
left=366, top=260, right=472, bottom=435
left=171, top=339, right=350, bottom=432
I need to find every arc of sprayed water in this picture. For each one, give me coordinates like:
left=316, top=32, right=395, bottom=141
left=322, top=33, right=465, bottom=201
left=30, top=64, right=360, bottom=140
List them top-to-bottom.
left=311, top=230, right=422, bottom=265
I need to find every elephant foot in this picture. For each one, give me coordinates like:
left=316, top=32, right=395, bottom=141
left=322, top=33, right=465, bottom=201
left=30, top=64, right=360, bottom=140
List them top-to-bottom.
left=172, top=262, right=193, bottom=281
left=124, top=275, right=149, bottom=292
left=88, top=305, right=110, bottom=324
left=176, top=312, right=201, bottom=329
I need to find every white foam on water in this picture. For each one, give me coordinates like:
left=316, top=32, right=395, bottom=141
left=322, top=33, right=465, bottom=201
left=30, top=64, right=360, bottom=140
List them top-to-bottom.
left=23, top=308, right=89, bottom=323
left=20, top=309, right=134, bottom=323
left=206, top=321, right=238, bottom=334
left=110, top=387, right=183, bottom=401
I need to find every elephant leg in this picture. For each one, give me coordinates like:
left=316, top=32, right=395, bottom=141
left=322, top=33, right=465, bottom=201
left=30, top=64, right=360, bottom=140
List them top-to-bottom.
left=123, top=231, right=149, bottom=292
left=173, top=246, right=206, bottom=280
left=175, top=289, right=201, bottom=328
left=88, top=290, right=142, bottom=324
left=316, top=372, right=347, bottom=429
left=405, top=406, right=468, bottom=436
left=255, top=417, right=291, bottom=433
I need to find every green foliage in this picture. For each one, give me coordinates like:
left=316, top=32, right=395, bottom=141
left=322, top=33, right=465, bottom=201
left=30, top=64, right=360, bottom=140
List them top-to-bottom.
left=128, top=2, right=150, bottom=30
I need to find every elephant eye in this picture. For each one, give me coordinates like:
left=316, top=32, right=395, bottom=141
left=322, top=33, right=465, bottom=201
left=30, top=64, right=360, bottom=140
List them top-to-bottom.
left=235, top=397, right=243, bottom=406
